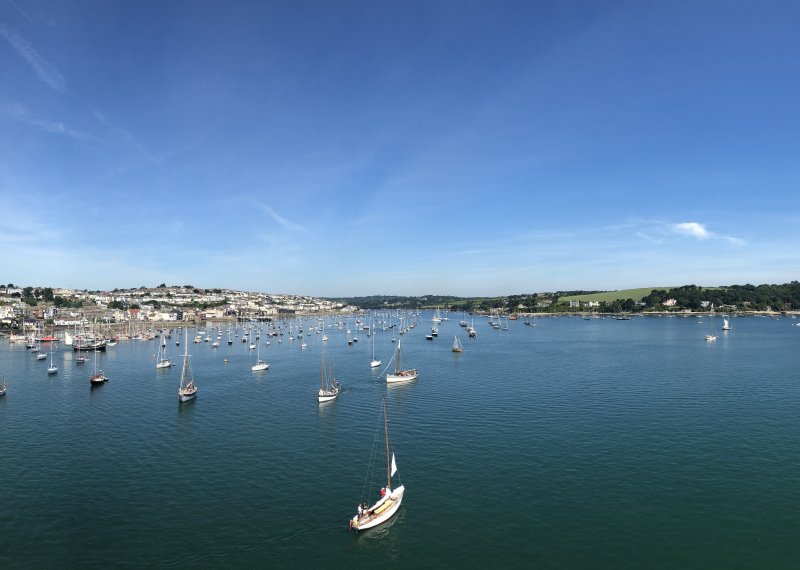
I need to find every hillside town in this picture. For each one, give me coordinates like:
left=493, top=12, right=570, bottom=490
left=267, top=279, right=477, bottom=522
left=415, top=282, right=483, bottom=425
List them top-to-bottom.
left=0, top=284, right=352, bottom=331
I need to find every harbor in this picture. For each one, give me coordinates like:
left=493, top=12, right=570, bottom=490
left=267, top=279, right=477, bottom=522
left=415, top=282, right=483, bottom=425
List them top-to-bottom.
left=1, top=313, right=799, bottom=567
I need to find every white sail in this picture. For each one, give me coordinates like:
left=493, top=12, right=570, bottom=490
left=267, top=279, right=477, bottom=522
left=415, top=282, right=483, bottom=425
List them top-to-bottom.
left=390, top=453, right=397, bottom=477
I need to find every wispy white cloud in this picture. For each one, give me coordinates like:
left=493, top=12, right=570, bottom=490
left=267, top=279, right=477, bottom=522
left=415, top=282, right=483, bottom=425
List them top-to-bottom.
left=9, top=0, right=34, bottom=24
left=0, top=24, right=65, bottom=92
left=2, top=102, right=95, bottom=140
left=93, top=110, right=160, bottom=164
left=256, top=204, right=310, bottom=234
left=670, top=221, right=745, bottom=245
left=671, top=222, right=712, bottom=239
left=635, top=231, right=664, bottom=245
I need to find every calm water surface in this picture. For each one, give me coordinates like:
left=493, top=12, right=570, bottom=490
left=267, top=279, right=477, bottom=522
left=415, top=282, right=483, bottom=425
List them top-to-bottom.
left=1, top=315, right=799, bottom=568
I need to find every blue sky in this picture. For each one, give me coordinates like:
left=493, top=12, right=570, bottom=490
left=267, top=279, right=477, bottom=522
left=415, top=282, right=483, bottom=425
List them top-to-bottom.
left=2, top=1, right=799, bottom=296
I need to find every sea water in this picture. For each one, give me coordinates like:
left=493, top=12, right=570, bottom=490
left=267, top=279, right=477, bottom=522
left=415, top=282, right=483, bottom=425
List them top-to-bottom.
left=1, top=315, right=799, bottom=568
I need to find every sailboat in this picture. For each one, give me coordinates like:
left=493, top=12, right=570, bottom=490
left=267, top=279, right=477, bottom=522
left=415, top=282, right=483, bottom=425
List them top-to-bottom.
left=705, top=305, right=717, bottom=341
left=721, top=318, right=731, bottom=331
left=370, top=328, right=381, bottom=368
left=178, top=329, right=198, bottom=402
left=452, top=336, right=463, bottom=353
left=386, top=338, right=418, bottom=383
left=156, top=339, right=172, bottom=368
left=251, top=341, right=269, bottom=371
left=90, top=351, right=107, bottom=384
left=47, top=352, right=58, bottom=374
left=317, top=355, right=340, bottom=403
left=0, top=379, right=7, bottom=397
left=349, top=399, right=405, bottom=532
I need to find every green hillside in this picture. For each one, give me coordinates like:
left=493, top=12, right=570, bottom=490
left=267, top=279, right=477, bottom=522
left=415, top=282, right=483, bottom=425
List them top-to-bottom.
left=558, top=288, right=671, bottom=303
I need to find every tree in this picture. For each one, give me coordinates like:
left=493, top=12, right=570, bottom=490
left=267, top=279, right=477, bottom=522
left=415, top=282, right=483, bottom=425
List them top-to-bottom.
left=158, top=283, right=166, bottom=288
left=41, top=287, right=54, bottom=302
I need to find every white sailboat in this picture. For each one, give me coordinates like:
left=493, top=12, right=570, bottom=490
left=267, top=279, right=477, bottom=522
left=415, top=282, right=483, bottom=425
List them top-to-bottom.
left=705, top=305, right=717, bottom=341
left=721, top=318, right=731, bottom=331
left=370, top=326, right=381, bottom=368
left=178, top=328, right=198, bottom=402
left=452, top=336, right=463, bottom=353
left=386, top=338, right=418, bottom=383
left=156, top=339, right=172, bottom=368
left=252, top=341, right=269, bottom=371
left=47, top=352, right=58, bottom=374
left=317, top=355, right=340, bottom=403
left=350, top=399, right=405, bottom=532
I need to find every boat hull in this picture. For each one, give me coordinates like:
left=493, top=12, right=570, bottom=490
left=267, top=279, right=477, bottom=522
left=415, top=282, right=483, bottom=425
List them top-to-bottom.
left=73, top=342, right=106, bottom=352
left=386, top=371, right=417, bottom=383
left=178, top=391, right=197, bottom=402
left=351, top=486, right=405, bottom=531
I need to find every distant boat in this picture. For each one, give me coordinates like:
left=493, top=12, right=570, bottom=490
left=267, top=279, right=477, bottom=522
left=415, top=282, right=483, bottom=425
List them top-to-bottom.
left=706, top=306, right=718, bottom=341
left=721, top=318, right=731, bottom=331
left=370, top=320, right=381, bottom=368
left=178, top=328, right=198, bottom=402
left=452, top=336, right=463, bottom=353
left=386, top=338, right=418, bottom=383
left=156, top=339, right=172, bottom=369
left=252, top=341, right=269, bottom=371
left=36, top=351, right=47, bottom=360
left=47, top=352, right=58, bottom=374
left=89, top=352, right=107, bottom=384
left=317, top=355, right=340, bottom=403
left=0, top=381, right=7, bottom=397
left=349, top=398, right=404, bottom=532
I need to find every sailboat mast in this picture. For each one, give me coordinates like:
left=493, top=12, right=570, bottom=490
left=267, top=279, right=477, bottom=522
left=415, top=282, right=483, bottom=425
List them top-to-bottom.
left=396, top=339, right=401, bottom=373
left=320, top=356, right=325, bottom=390
left=383, top=399, right=391, bottom=488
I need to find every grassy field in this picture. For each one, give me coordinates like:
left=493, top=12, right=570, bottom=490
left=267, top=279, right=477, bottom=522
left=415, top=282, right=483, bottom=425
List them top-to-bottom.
left=558, top=287, right=672, bottom=303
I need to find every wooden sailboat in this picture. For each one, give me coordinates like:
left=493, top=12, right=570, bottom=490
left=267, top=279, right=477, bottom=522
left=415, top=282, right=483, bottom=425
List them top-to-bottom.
left=178, top=328, right=198, bottom=402
left=452, top=336, right=463, bottom=352
left=386, top=338, right=418, bottom=383
left=89, top=351, right=107, bottom=384
left=317, top=355, right=340, bottom=403
left=350, top=399, right=405, bottom=532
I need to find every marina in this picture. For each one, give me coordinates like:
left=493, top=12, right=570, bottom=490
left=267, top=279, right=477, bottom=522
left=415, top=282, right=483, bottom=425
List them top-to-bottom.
left=1, top=313, right=799, bottom=567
